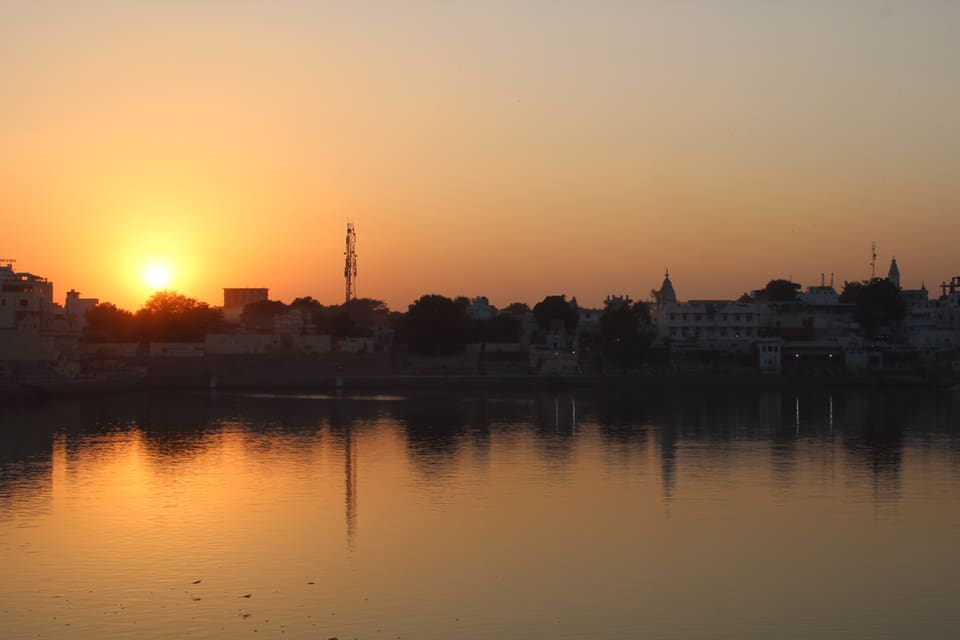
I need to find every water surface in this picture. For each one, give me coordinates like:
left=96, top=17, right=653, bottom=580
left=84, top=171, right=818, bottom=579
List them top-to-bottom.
left=2, top=388, right=959, bottom=639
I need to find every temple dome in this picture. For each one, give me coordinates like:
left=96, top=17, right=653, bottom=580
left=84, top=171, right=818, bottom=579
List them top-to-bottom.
left=658, top=270, right=677, bottom=304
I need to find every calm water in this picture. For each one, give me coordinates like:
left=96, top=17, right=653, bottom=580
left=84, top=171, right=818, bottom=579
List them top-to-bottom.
left=2, top=388, right=959, bottom=639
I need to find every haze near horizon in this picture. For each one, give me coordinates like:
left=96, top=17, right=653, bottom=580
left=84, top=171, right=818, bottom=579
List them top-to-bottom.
left=2, top=1, right=957, bottom=311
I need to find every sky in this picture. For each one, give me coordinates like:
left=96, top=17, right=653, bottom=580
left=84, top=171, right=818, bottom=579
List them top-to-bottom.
left=2, top=1, right=958, bottom=311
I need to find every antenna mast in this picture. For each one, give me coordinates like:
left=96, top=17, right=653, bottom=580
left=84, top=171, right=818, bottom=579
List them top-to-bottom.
left=344, top=222, right=358, bottom=303
left=870, top=241, right=877, bottom=280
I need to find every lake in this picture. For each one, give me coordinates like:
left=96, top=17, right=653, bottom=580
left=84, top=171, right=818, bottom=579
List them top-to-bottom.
left=2, top=387, right=959, bottom=639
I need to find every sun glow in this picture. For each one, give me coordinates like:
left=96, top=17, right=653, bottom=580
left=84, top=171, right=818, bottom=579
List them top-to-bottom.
left=144, top=265, right=171, bottom=290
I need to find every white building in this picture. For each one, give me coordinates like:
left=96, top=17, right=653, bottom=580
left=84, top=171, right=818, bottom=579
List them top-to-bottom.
left=0, top=261, right=75, bottom=361
left=1, top=262, right=56, bottom=330
left=651, top=272, right=763, bottom=352
left=904, top=275, right=960, bottom=352
left=65, top=289, right=99, bottom=329
left=466, top=296, right=497, bottom=321
left=655, top=300, right=765, bottom=351
left=205, top=333, right=333, bottom=355
left=757, top=337, right=783, bottom=374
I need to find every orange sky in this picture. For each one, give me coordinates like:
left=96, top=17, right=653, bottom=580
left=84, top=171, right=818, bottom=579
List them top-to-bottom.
left=2, top=2, right=958, bottom=311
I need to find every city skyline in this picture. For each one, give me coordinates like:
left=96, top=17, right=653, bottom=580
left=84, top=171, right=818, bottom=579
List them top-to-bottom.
left=3, top=1, right=958, bottom=310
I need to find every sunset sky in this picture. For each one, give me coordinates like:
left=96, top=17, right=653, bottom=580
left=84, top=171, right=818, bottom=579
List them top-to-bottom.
left=2, top=1, right=958, bottom=311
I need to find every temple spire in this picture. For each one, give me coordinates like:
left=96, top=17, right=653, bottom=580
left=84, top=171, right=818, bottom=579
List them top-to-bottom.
left=887, top=257, right=901, bottom=289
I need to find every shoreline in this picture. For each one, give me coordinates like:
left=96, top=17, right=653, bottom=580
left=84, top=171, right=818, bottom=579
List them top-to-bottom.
left=3, top=369, right=952, bottom=402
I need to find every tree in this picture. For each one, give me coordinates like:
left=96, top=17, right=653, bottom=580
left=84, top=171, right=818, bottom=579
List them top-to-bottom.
left=758, top=279, right=801, bottom=302
left=840, top=279, right=905, bottom=338
left=134, top=291, right=223, bottom=342
left=399, top=294, right=468, bottom=355
left=532, top=295, right=578, bottom=333
left=290, top=296, right=325, bottom=326
left=340, top=297, right=390, bottom=331
left=241, top=299, right=289, bottom=331
left=600, top=301, right=653, bottom=367
left=84, top=302, right=135, bottom=342
left=504, top=302, right=531, bottom=315
left=329, top=310, right=357, bottom=339
left=468, top=314, right=521, bottom=343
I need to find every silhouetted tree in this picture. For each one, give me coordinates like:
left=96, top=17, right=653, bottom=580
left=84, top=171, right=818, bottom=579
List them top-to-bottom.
left=758, top=279, right=801, bottom=302
left=840, top=279, right=905, bottom=338
left=134, top=291, right=223, bottom=342
left=399, top=294, right=468, bottom=355
left=532, top=295, right=578, bottom=333
left=290, top=296, right=325, bottom=326
left=341, top=297, right=389, bottom=331
left=241, top=299, right=289, bottom=331
left=600, top=301, right=653, bottom=367
left=84, top=302, right=135, bottom=342
left=504, top=302, right=531, bottom=315
left=329, top=310, right=358, bottom=339
left=386, top=310, right=405, bottom=329
left=468, top=314, right=521, bottom=343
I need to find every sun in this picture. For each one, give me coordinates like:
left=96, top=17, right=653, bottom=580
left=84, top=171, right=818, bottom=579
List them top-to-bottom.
left=144, top=265, right=171, bottom=289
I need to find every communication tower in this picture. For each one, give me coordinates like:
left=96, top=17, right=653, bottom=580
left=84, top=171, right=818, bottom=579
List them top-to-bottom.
left=344, top=223, right=358, bottom=303
left=870, top=241, right=877, bottom=280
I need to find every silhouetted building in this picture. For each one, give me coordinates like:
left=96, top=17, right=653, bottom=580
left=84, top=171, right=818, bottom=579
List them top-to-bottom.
left=888, top=257, right=901, bottom=289
left=0, top=261, right=76, bottom=361
left=1, top=262, right=55, bottom=330
left=654, top=270, right=677, bottom=306
left=223, top=287, right=268, bottom=324
left=65, top=289, right=98, bottom=330
left=466, top=296, right=496, bottom=321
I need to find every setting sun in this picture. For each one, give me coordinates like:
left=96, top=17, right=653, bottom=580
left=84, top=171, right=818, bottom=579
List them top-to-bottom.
left=144, top=265, right=171, bottom=290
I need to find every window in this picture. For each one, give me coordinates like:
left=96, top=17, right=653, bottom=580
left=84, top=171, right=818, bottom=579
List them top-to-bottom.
left=19, top=299, right=28, bottom=307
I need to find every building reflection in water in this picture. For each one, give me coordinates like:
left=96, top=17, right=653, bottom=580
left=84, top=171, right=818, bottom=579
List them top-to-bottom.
left=0, top=387, right=958, bottom=530
left=344, top=424, right=357, bottom=550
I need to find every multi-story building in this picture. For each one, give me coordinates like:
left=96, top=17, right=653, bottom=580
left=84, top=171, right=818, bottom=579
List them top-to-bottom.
left=0, top=261, right=75, bottom=361
left=1, top=262, right=55, bottom=330
left=652, top=273, right=764, bottom=351
left=65, top=289, right=99, bottom=330
left=655, top=299, right=765, bottom=351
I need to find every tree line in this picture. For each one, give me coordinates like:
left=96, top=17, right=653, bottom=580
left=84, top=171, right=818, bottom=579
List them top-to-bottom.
left=83, top=276, right=909, bottom=351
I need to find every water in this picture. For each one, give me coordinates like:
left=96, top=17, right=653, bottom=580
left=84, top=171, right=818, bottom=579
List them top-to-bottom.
left=1, top=388, right=959, bottom=639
